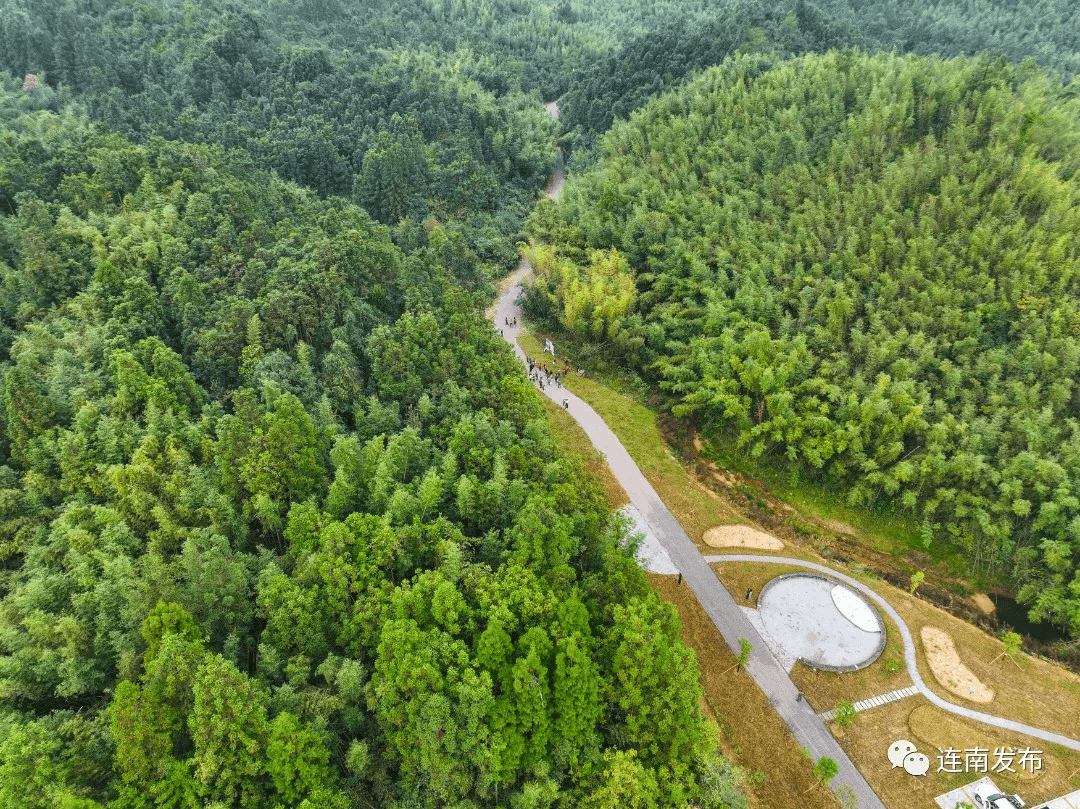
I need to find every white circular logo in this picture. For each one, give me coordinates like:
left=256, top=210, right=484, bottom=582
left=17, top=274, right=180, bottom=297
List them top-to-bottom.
left=888, top=739, right=918, bottom=768
left=903, top=751, right=930, bottom=776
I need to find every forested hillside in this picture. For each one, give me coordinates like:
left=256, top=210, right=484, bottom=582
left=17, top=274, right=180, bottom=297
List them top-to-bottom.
left=0, top=0, right=570, bottom=293
left=7, top=0, right=1080, bottom=804
left=560, top=0, right=1080, bottom=159
left=526, top=51, right=1080, bottom=638
left=0, top=80, right=743, bottom=807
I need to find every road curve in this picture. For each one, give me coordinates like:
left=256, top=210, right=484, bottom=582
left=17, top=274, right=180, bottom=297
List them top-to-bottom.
left=493, top=100, right=887, bottom=809
left=708, top=555, right=1080, bottom=753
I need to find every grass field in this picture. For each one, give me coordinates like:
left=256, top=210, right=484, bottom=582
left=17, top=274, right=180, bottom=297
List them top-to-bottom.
left=537, top=393, right=629, bottom=509
left=712, top=560, right=1080, bottom=746
left=710, top=561, right=1080, bottom=808
left=648, top=572, right=843, bottom=809
left=873, top=581, right=1080, bottom=741
left=834, top=695, right=1080, bottom=809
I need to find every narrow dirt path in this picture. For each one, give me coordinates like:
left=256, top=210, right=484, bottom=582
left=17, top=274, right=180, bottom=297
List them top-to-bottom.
left=709, top=554, right=1080, bottom=752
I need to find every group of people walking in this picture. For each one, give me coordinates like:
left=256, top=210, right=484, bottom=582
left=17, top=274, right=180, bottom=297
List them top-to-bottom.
left=500, top=308, right=571, bottom=410
left=527, top=356, right=572, bottom=409
left=527, top=357, right=569, bottom=390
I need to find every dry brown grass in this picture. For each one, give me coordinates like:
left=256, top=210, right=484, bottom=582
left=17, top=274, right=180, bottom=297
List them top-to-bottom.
left=709, top=560, right=811, bottom=608
left=710, top=560, right=1080, bottom=744
left=647, top=572, right=842, bottom=809
left=863, top=580, right=1080, bottom=741
left=792, top=620, right=912, bottom=714
left=834, top=695, right=1080, bottom=809
left=907, top=704, right=1039, bottom=783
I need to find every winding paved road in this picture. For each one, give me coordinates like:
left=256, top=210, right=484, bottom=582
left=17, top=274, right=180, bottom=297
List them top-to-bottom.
left=492, top=100, right=1080, bottom=809
left=495, top=104, right=884, bottom=805
left=496, top=276, right=886, bottom=808
left=709, top=555, right=1080, bottom=754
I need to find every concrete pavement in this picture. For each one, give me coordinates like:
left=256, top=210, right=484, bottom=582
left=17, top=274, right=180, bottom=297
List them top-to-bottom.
left=710, top=555, right=1080, bottom=754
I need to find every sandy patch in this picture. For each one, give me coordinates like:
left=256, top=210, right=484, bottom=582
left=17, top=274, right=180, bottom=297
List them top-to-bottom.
left=703, top=525, right=784, bottom=550
left=971, top=593, right=996, bottom=616
left=920, top=626, right=994, bottom=703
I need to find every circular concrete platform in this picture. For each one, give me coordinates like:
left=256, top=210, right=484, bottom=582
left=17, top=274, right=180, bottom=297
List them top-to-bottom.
left=757, top=573, right=886, bottom=671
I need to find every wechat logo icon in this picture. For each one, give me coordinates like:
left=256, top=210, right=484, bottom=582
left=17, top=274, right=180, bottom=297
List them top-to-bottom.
left=888, top=739, right=930, bottom=776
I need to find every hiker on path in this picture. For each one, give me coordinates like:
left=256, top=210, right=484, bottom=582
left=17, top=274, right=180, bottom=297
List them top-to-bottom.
left=562, top=398, right=569, bottom=409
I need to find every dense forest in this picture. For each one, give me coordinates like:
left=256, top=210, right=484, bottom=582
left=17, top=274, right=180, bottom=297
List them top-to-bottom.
left=0, top=0, right=572, bottom=297
left=6, top=0, right=1080, bottom=805
left=560, top=0, right=1080, bottom=159
left=525, top=50, right=1080, bottom=639
left=0, top=79, right=744, bottom=806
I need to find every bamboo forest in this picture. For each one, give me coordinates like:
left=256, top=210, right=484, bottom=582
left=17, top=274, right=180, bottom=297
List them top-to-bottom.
left=1, top=0, right=1080, bottom=807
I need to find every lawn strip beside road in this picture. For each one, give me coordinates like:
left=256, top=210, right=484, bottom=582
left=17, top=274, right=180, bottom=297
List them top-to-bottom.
left=517, top=330, right=744, bottom=544
left=537, top=393, right=629, bottom=510
left=647, top=572, right=843, bottom=809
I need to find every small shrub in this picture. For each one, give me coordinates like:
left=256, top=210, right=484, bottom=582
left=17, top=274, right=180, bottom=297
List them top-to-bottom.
left=909, top=570, right=925, bottom=594
left=883, top=657, right=902, bottom=674
left=833, top=701, right=856, bottom=730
